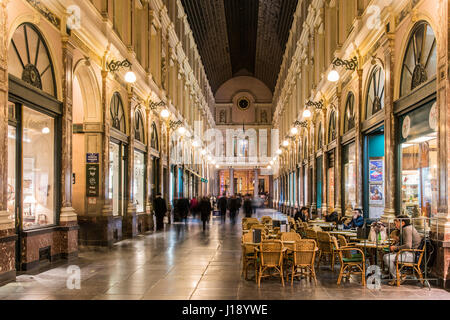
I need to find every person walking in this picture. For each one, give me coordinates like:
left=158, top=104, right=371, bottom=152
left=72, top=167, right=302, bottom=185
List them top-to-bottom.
left=153, top=193, right=167, bottom=231
left=218, top=193, right=228, bottom=223
left=243, top=194, right=253, bottom=218
left=228, top=195, right=239, bottom=225
left=190, top=196, right=199, bottom=219
left=199, top=196, right=212, bottom=231
left=179, top=197, right=190, bottom=224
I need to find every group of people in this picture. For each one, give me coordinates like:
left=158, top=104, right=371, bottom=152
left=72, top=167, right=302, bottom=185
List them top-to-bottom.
left=217, top=193, right=264, bottom=224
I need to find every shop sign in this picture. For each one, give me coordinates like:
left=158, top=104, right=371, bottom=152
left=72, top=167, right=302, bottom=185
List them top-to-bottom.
left=86, top=153, right=99, bottom=163
left=86, top=164, right=99, bottom=196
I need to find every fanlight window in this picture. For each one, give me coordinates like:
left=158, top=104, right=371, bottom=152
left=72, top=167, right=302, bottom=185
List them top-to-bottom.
left=400, top=22, right=437, bottom=97
left=8, top=23, right=56, bottom=97
left=366, top=66, right=385, bottom=119
left=110, top=92, right=125, bottom=132
left=344, top=92, right=355, bottom=133
left=134, top=109, right=145, bottom=143
left=328, top=110, right=336, bottom=143
left=151, top=122, right=159, bottom=150
left=317, top=122, right=323, bottom=150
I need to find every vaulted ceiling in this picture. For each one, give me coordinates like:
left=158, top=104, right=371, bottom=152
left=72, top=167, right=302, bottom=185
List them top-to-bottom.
left=181, top=0, right=298, bottom=95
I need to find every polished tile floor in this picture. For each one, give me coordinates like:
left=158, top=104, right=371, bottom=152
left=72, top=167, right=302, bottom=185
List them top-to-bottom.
left=0, top=209, right=449, bottom=300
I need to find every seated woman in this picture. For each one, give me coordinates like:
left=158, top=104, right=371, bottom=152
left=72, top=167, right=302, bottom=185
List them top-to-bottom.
left=294, top=206, right=309, bottom=222
left=343, top=209, right=364, bottom=229
left=382, top=215, right=422, bottom=285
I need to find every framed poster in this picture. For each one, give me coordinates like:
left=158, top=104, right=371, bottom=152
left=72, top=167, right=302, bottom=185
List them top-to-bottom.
left=369, top=159, right=384, bottom=182
left=369, top=184, right=384, bottom=205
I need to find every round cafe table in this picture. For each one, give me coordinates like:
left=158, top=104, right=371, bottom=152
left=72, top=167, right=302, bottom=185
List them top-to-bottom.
left=354, top=241, right=392, bottom=265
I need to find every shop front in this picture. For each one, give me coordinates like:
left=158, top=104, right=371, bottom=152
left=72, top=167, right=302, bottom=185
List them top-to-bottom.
left=7, top=22, right=76, bottom=270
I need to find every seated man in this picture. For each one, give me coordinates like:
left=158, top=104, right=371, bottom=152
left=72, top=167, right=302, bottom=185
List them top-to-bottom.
left=343, top=209, right=364, bottom=229
left=382, top=215, right=422, bottom=285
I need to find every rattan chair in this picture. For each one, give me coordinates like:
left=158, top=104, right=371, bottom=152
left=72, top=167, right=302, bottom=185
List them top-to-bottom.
left=260, top=216, right=273, bottom=226
left=242, top=217, right=259, bottom=230
left=250, top=224, right=269, bottom=239
left=305, top=228, right=317, bottom=241
left=281, top=231, right=302, bottom=242
left=317, top=231, right=336, bottom=271
left=241, top=232, right=258, bottom=281
left=332, top=237, right=366, bottom=286
left=286, top=239, right=318, bottom=285
left=394, top=239, right=426, bottom=286
left=257, top=240, right=285, bottom=287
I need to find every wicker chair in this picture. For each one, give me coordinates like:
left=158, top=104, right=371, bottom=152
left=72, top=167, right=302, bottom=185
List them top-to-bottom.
left=260, top=216, right=273, bottom=226
left=288, top=217, right=297, bottom=231
left=243, top=218, right=259, bottom=230
left=250, top=224, right=269, bottom=239
left=305, top=228, right=317, bottom=241
left=241, top=232, right=258, bottom=281
left=281, top=232, right=302, bottom=242
left=317, top=232, right=336, bottom=271
left=332, top=237, right=366, bottom=286
left=286, top=239, right=318, bottom=285
left=394, top=239, right=426, bottom=286
left=257, top=240, right=285, bottom=287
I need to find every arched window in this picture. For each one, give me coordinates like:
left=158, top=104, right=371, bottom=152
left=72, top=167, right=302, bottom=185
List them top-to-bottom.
left=400, top=21, right=437, bottom=97
left=8, top=23, right=56, bottom=97
left=365, top=66, right=385, bottom=119
left=110, top=92, right=125, bottom=132
left=344, top=92, right=355, bottom=133
left=134, top=108, right=145, bottom=143
left=328, top=110, right=336, bottom=143
left=150, top=122, right=159, bottom=150
left=317, top=122, right=323, bottom=150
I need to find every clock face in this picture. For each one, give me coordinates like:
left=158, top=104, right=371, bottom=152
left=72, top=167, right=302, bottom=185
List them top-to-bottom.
left=237, top=97, right=250, bottom=110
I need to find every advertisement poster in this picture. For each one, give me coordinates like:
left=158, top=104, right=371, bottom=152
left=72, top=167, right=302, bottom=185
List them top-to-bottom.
left=369, top=159, right=383, bottom=182
left=369, top=184, right=383, bottom=205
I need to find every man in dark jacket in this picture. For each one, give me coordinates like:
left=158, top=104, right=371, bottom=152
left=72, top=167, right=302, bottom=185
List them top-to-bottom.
left=153, top=193, right=167, bottom=231
left=217, top=193, right=228, bottom=223
left=243, top=194, right=253, bottom=218
left=228, top=195, right=239, bottom=224
left=199, top=196, right=212, bottom=231
left=179, top=197, right=190, bottom=223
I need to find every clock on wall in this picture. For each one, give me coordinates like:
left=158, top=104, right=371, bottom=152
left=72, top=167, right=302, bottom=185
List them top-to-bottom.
left=237, top=97, right=250, bottom=110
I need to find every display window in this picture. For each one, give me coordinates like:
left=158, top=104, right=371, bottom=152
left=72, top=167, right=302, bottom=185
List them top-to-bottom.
left=399, top=101, right=438, bottom=218
left=343, top=143, right=356, bottom=212
left=134, top=151, right=145, bottom=213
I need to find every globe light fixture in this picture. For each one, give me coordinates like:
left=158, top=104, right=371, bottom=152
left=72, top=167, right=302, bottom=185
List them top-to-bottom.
left=327, top=69, right=340, bottom=82
left=124, top=70, right=137, bottom=83
left=302, top=108, right=312, bottom=119
left=160, top=109, right=170, bottom=119
left=177, top=126, right=186, bottom=135
left=42, top=127, right=50, bottom=134
left=290, top=127, right=298, bottom=135
left=192, top=140, right=200, bottom=148
left=282, top=140, right=289, bottom=147
left=201, top=149, right=207, bottom=155
left=276, top=149, right=282, bottom=155
left=207, top=155, right=212, bottom=161
left=269, top=160, right=274, bottom=165
left=215, top=164, right=219, bottom=169
left=267, top=165, right=272, bottom=170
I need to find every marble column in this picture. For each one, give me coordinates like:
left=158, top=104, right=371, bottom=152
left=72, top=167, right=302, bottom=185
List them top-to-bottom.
left=0, top=0, right=16, bottom=284
left=381, top=34, right=397, bottom=223
left=354, top=69, right=364, bottom=214
left=124, top=88, right=137, bottom=238
left=335, top=92, right=343, bottom=217
left=145, top=108, right=153, bottom=231
left=322, top=150, right=328, bottom=217
left=229, top=167, right=234, bottom=196
left=254, top=168, right=259, bottom=197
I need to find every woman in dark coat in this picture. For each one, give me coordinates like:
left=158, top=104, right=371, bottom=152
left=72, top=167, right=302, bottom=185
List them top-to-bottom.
left=243, top=195, right=253, bottom=217
left=199, top=197, right=212, bottom=231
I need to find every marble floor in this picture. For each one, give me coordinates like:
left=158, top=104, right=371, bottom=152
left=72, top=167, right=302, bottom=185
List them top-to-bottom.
left=0, top=209, right=449, bottom=300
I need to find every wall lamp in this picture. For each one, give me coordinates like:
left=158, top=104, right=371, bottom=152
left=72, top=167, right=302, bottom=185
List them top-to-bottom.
left=328, top=56, right=358, bottom=82
left=107, top=59, right=136, bottom=83
left=150, top=100, right=167, bottom=110
left=169, top=120, right=183, bottom=130
left=294, top=120, right=308, bottom=128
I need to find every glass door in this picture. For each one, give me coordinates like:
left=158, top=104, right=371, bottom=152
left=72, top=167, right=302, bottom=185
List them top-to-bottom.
left=109, top=140, right=128, bottom=216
